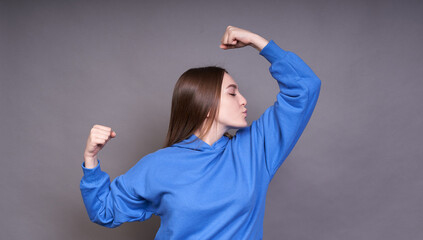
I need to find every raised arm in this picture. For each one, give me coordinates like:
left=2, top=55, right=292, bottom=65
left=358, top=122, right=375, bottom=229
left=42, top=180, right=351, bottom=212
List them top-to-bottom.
left=222, top=26, right=321, bottom=180
left=255, top=41, right=321, bottom=179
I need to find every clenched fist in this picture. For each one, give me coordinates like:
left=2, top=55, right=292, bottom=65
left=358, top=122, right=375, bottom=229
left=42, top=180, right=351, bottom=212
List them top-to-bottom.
left=219, top=25, right=269, bottom=51
left=84, top=124, right=116, bottom=168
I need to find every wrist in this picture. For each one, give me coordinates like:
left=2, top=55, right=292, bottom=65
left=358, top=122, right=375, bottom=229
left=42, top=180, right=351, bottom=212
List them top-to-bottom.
left=250, top=34, right=269, bottom=52
left=84, top=152, right=96, bottom=160
left=84, top=154, right=98, bottom=166
left=84, top=158, right=98, bottom=169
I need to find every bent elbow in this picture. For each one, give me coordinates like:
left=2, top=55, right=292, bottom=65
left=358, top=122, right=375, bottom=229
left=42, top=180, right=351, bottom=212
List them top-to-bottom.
left=307, top=76, right=321, bottom=98
left=89, top=210, right=122, bottom=228
left=90, top=217, right=121, bottom=228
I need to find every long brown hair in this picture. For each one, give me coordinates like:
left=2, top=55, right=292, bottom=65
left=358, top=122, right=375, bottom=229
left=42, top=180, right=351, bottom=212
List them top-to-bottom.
left=163, top=66, right=233, bottom=148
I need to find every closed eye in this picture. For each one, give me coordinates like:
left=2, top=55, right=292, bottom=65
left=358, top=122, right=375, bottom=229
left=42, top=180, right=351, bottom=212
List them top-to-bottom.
left=229, top=93, right=237, bottom=96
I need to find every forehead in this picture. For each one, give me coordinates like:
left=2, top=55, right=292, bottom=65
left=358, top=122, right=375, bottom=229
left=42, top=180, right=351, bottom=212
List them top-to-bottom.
left=222, top=73, right=238, bottom=89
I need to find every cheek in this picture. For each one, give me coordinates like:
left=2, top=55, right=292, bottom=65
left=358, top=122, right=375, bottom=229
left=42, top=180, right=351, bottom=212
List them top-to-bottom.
left=221, top=98, right=237, bottom=112
left=219, top=100, right=234, bottom=117
left=221, top=110, right=236, bottom=123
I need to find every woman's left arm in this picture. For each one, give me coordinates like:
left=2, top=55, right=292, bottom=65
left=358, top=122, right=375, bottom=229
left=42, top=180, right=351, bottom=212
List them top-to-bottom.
left=221, top=26, right=321, bottom=180
left=253, top=41, right=321, bottom=179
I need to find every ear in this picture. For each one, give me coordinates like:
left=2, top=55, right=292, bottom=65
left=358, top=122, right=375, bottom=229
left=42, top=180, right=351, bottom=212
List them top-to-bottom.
left=206, top=110, right=210, bottom=118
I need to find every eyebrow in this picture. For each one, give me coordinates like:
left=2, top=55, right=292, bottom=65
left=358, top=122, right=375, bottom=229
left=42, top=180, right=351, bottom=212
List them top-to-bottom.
left=226, top=84, right=238, bottom=89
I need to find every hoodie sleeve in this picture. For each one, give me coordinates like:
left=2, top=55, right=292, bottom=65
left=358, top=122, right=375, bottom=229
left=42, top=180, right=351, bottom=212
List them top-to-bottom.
left=248, top=40, right=321, bottom=180
left=79, top=159, right=155, bottom=228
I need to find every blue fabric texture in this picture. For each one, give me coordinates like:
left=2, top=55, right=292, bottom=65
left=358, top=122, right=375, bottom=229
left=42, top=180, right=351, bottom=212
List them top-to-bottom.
left=80, top=40, right=321, bottom=239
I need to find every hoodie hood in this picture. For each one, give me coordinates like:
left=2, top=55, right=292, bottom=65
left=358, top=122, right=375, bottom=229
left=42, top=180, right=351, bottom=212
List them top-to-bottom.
left=171, top=134, right=230, bottom=152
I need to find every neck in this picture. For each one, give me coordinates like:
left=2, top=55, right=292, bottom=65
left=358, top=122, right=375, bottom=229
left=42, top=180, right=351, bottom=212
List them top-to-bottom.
left=194, top=121, right=228, bottom=147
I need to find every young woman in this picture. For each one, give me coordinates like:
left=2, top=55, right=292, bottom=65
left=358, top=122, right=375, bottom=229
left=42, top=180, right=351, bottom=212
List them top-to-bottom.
left=80, top=26, right=321, bottom=239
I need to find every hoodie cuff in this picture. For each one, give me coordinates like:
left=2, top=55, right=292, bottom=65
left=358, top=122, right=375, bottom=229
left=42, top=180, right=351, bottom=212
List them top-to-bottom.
left=259, top=40, right=289, bottom=64
left=81, top=159, right=102, bottom=182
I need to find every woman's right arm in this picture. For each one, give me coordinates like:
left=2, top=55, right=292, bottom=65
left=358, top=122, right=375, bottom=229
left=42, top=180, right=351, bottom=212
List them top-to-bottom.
left=80, top=125, right=155, bottom=228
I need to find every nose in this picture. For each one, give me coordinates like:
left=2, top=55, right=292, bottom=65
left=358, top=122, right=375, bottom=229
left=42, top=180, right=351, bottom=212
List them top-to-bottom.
left=240, top=93, right=247, bottom=106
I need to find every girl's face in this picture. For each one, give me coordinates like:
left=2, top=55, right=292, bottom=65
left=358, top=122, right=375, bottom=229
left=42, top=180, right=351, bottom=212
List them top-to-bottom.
left=216, top=73, right=248, bottom=129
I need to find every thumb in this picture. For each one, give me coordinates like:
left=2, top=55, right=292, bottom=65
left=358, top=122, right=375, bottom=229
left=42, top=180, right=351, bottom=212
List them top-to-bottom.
left=220, top=44, right=235, bottom=50
left=110, top=130, right=117, bottom=138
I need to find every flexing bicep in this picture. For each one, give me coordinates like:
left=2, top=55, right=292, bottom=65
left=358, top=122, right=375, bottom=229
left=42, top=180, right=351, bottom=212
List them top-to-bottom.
left=251, top=40, right=321, bottom=179
left=80, top=160, right=154, bottom=228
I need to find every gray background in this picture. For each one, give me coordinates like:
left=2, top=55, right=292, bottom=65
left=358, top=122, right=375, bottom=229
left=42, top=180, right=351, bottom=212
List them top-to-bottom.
left=1, top=0, right=422, bottom=239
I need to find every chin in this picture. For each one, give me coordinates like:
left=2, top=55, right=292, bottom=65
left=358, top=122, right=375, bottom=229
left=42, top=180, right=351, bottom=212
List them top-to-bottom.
left=231, top=122, right=248, bottom=129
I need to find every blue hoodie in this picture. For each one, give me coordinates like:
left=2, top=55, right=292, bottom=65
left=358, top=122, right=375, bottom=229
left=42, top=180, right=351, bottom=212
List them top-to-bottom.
left=80, top=40, right=321, bottom=239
